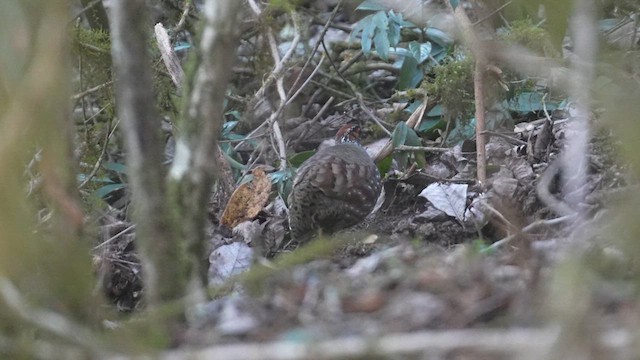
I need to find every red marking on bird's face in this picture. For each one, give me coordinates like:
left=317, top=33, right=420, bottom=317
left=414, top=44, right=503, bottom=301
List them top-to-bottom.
left=336, top=124, right=361, bottom=144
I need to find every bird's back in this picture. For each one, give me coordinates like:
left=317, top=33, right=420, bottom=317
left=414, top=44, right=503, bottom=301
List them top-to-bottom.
left=288, top=143, right=382, bottom=242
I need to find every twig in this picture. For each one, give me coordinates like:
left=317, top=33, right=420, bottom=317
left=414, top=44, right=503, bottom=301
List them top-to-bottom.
left=69, top=0, right=103, bottom=24
left=286, top=0, right=344, bottom=101
left=560, top=0, right=597, bottom=218
left=173, top=1, right=193, bottom=33
left=472, top=1, right=512, bottom=27
left=236, top=2, right=302, bottom=169
left=447, top=2, right=488, bottom=185
left=266, top=11, right=304, bottom=171
left=317, top=37, right=394, bottom=136
left=286, top=54, right=326, bottom=106
left=342, top=62, right=400, bottom=76
left=71, top=80, right=114, bottom=100
left=309, top=80, right=354, bottom=99
left=356, top=93, right=392, bottom=136
left=309, top=96, right=335, bottom=124
left=374, top=100, right=432, bottom=163
left=78, top=117, right=116, bottom=189
left=480, top=130, right=527, bottom=146
left=394, top=145, right=449, bottom=152
left=536, top=160, right=578, bottom=217
left=485, top=215, right=576, bottom=251
left=94, top=224, right=136, bottom=250
left=0, top=278, right=108, bottom=356
left=114, top=327, right=631, bottom=360
left=0, top=334, right=86, bottom=360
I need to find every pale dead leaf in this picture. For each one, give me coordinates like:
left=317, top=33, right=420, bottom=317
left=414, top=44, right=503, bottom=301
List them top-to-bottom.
left=221, top=168, right=272, bottom=228
left=418, top=183, right=468, bottom=223
left=208, top=242, right=254, bottom=287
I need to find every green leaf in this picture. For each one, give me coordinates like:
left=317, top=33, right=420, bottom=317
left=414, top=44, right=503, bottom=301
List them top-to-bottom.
left=356, top=0, right=386, bottom=11
left=387, top=11, right=402, bottom=46
left=372, top=12, right=390, bottom=60
left=359, top=16, right=375, bottom=54
left=425, top=28, right=454, bottom=47
left=408, top=41, right=432, bottom=64
left=429, top=44, right=447, bottom=63
left=397, top=55, right=421, bottom=90
left=507, top=92, right=560, bottom=114
left=427, top=104, right=444, bottom=116
left=224, top=110, right=241, bottom=121
left=445, top=117, right=476, bottom=145
left=417, top=119, right=443, bottom=133
left=222, top=120, right=239, bottom=135
left=392, top=122, right=409, bottom=147
left=404, top=127, right=421, bottom=146
left=404, top=127, right=427, bottom=168
left=289, top=150, right=315, bottom=167
left=222, top=151, right=247, bottom=171
left=376, top=154, right=393, bottom=176
left=103, top=162, right=127, bottom=174
left=270, top=169, right=295, bottom=184
left=239, top=174, right=253, bottom=185
left=95, top=183, right=125, bottom=198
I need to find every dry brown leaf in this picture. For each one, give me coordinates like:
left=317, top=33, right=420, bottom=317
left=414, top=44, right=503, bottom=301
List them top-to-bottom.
left=221, top=168, right=272, bottom=228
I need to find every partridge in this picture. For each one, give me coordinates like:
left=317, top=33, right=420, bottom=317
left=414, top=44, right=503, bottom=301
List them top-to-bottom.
left=288, top=124, right=382, bottom=242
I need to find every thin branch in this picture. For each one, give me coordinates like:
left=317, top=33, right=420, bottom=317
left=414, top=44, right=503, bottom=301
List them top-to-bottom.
left=110, top=0, right=179, bottom=304
left=286, top=0, right=344, bottom=101
left=560, top=0, right=598, bottom=219
left=472, top=1, right=512, bottom=27
left=239, top=2, right=303, bottom=170
left=286, top=54, right=326, bottom=106
left=71, top=80, right=114, bottom=100
left=356, top=94, right=392, bottom=136
left=78, top=117, right=115, bottom=189
left=394, top=145, right=451, bottom=153
left=537, top=160, right=578, bottom=217
left=486, top=215, right=576, bottom=251
left=94, top=224, right=136, bottom=250
left=0, top=278, right=107, bottom=357
left=121, top=327, right=632, bottom=360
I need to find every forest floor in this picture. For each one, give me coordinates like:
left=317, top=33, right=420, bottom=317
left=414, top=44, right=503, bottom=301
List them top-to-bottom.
left=95, top=110, right=635, bottom=358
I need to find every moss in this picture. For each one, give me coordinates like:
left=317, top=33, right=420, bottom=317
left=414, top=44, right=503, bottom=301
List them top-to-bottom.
left=267, top=0, right=306, bottom=13
left=501, top=19, right=558, bottom=57
left=72, top=28, right=112, bottom=79
left=425, top=55, right=475, bottom=120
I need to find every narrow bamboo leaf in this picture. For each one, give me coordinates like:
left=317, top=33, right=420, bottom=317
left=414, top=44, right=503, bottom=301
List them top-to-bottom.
left=392, top=122, right=409, bottom=147
left=289, top=150, right=315, bottom=167
left=103, top=161, right=127, bottom=174
left=95, top=183, right=125, bottom=198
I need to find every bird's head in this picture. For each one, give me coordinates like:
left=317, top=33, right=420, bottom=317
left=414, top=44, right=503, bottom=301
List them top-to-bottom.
left=335, top=124, right=361, bottom=144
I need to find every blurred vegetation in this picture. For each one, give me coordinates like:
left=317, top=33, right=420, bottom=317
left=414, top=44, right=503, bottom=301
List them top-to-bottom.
left=0, top=0, right=638, bottom=357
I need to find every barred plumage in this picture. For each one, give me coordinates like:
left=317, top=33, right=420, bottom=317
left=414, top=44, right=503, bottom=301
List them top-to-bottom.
left=288, top=125, right=382, bottom=243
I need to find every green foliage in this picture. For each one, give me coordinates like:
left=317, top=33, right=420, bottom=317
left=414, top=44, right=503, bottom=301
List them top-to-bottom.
left=267, top=0, right=306, bottom=12
left=350, top=10, right=405, bottom=61
left=500, top=19, right=558, bottom=57
left=72, top=27, right=112, bottom=89
left=425, top=56, right=475, bottom=121
left=392, top=122, right=426, bottom=168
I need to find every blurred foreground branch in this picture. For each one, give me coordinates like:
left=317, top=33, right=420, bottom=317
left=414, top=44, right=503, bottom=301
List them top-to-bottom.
left=109, top=0, right=183, bottom=305
left=168, top=0, right=243, bottom=287
left=114, top=327, right=631, bottom=360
